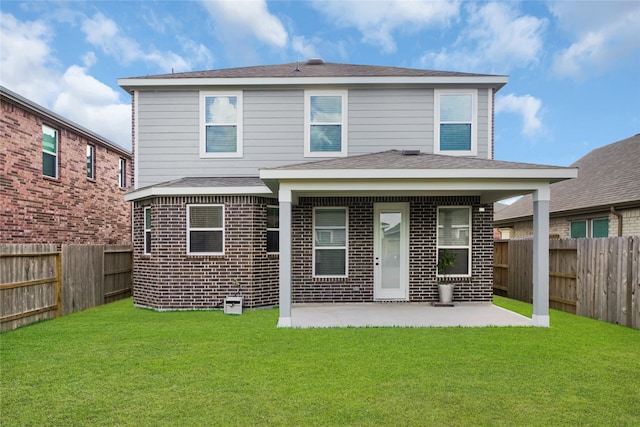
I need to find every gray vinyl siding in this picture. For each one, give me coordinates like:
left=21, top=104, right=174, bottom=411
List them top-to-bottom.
left=135, top=87, right=493, bottom=188
left=348, top=88, right=433, bottom=154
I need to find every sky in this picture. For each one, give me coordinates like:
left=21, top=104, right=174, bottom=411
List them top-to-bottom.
left=1, top=0, right=639, bottom=167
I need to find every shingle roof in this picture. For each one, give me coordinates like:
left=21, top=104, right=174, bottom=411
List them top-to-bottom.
left=123, top=61, right=503, bottom=80
left=495, top=134, right=640, bottom=222
left=267, top=150, right=568, bottom=171
left=153, top=176, right=266, bottom=188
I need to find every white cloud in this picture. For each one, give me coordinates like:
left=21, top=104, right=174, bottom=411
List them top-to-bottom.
left=200, top=0, right=288, bottom=48
left=311, top=0, right=459, bottom=54
left=550, top=1, right=640, bottom=79
left=420, top=2, right=546, bottom=72
left=0, top=12, right=59, bottom=105
left=81, top=12, right=193, bottom=73
left=0, top=13, right=131, bottom=149
left=291, top=35, right=320, bottom=60
left=53, top=65, right=131, bottom=148
left=495, top=94, right=543, bottom=137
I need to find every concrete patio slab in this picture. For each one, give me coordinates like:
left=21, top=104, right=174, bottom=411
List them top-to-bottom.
left=290, top=302, right=533, bottom=328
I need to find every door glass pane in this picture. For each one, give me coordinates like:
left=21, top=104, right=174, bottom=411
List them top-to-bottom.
left=380, top=212, right=401, bottom=289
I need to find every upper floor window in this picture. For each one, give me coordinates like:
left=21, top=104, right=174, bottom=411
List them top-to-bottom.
left=434, top=90, right=477, bottom=156
left=200, top=91, right=243, bottom=158
left=305, top=91, right=348, bottom=157
left=42, top=125, right=58, bottom=178
left=87, top=144, right=95, bottom=180
left=118, top=158, right=126, bottom=188
left=187, top=205, right=224, bottom=255
left=267, top=206, right=279, bottom=254
left=437, top=206, right=471, bottom=276
left=571, top=218, right=608, bottom=238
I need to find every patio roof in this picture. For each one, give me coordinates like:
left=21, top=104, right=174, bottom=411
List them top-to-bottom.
left=260, top=150, right=577, bottom=204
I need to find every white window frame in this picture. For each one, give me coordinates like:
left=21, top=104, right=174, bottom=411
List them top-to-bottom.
left=434, top=89, right=478, bottom=156
left=304, top=90, right=348, bottom=158
left=200, top=91, right=243, bottom=158
left=42, top=124, right=58, bottom=179
left=87, top=144, right=95, bottom=180
left=118, top=158, right=126, bottom=188
left=187, top=204, right=225, bottom=255
left=267, top=205, right=279, bottom=254
left=144, top=206, right=151, bottom=255
left=437, top=206, right=472, bottom=277
left=313, top=207, right=348, bottom=278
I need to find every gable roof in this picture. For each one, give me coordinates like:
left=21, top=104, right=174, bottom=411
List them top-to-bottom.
left=119, top=60, right=508, bottom=91
left=495, top=134, right=640, bottom=223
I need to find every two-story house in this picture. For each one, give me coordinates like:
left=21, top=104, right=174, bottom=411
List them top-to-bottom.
left=119, top=60, right=576, bottom=327
left=1, top=86, right=132, bottom=247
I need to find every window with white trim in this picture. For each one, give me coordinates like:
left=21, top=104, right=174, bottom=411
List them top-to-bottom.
left=434, top=90, right=477, bottom=155
left=200, top=91, right=243, bottom=157
left=305, top=91, right=348, bottom=157
left=42, top=124, right=58, bottom=178
left=87, top=144, right=95, bottom=180
left=118, top=158, right=126, bottom=188
left=187, top=205, right=224, bottom=255
left=267, top=206, right=279, bottom=254
left=437, top=206, right=471, bottom=276
left=144, top=207, right=151, bottom=254
left=313, top=207, right=348, bottom=277
left=571, top=218, right=608, bottom=238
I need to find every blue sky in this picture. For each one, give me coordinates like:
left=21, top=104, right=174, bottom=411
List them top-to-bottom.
left=1, top=0, right=638, bottom=166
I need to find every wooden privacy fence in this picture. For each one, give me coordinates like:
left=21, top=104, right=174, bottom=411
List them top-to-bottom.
left=494, top=237, right=640, bottom=329
left=0, top=244, right=132, bottom=332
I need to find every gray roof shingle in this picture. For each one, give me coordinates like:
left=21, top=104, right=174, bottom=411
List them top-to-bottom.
left=123, top=61, right=504, bottom=80
left=495, top=134, right=640, bottom=222
left=267, top=149, right=568, bottom=171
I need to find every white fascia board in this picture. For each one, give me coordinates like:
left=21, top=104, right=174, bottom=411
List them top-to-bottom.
left=118, top=75, right=508, bottom=89
left=260, top=168, right=578, bottom=181
left=278, top=178, right=559, bottom=193
left=124, top=185, right=273, bottom=201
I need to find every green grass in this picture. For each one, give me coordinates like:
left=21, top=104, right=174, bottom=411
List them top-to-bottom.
left=1, top=297, right=639, bottom=426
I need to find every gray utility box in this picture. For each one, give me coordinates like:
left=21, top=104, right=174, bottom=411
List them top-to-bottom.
left=224, top=297, right=243, bottom=315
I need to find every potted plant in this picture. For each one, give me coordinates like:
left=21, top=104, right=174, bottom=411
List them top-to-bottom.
left=437, top=249, right=457, bottom=304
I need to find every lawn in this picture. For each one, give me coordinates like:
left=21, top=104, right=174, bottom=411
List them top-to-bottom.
left=1, top=296, right=639, bottom=426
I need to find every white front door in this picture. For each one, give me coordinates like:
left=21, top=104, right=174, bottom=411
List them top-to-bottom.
left=374, top=203, right=409, bottom=300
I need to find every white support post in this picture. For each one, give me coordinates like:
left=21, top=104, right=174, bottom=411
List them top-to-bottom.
left=532, top=187, right=550, bottom=327
left=277, top=189, right=293, bottom=327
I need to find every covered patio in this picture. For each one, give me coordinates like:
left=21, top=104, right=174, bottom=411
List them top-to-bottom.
left=260, top=150, right=577, bottom=328
left=289, top=302, right=533, bottom=328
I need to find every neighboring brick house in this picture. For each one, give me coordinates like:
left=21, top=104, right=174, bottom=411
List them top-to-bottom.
left=119, top=60, right=576, bottom=327
left=1, top=86, right=132, bottom=246
left=495, top=134, right=640, bottom=239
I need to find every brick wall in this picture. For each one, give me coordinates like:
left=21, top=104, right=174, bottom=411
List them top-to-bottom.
left=1, top=96, right=132, bottom=245
left=132, top=196, right=279, bottom=310
left=292, top=196, right=494, bottom=304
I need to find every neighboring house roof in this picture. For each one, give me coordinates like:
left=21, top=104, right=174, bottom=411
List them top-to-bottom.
left=119, top=60, right=508, bottom=91
left=0, top=85, right=131, bottom=157
left=495, top=134, right=640, bottom=224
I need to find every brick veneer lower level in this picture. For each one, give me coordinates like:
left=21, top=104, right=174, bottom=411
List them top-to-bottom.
left=133, top=194, right=494, bottom=311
